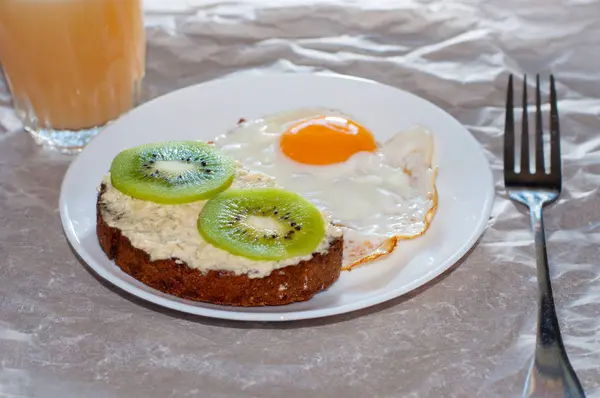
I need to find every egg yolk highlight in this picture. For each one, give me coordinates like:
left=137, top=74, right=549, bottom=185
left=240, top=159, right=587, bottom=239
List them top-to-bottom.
left=280, top=116, right=377, bottom=165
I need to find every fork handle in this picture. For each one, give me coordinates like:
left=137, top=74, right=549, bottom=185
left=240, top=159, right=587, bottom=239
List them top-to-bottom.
left=524, top=201, right=585, bottom=398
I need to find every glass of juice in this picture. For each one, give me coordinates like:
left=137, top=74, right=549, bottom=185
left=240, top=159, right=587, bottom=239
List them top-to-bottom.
left=0, top=0, right=145, bottom=153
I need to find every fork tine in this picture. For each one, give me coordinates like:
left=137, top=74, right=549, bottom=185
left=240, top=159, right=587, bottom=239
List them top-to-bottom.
left=535, top=74, right=545, bottom=173
left=504, top=75, right=515, bottom=173
left=521, top=75, right=530, bottom=174
left=549, top=75, right=561, bottom=176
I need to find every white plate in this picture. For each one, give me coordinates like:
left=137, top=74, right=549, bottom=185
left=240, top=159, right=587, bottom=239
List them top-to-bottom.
left=60, top=73, right=494, bottom=322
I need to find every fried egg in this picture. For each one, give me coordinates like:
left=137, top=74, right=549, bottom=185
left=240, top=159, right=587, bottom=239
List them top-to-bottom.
left=213, top=108, right=438, bottom=269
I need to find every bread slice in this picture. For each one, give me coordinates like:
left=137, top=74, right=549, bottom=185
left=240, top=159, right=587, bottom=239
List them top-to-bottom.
left=96, top=185, right=343, bottom=307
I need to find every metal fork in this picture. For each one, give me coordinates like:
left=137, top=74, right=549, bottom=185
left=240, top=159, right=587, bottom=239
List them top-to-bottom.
left=504, top=74, right=585, bottom=398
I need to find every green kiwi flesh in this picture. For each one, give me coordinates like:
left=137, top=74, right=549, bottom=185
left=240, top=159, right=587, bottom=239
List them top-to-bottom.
left=110, top=141, right=236, bottom=204
left=197, top=188, right=326, bottom=261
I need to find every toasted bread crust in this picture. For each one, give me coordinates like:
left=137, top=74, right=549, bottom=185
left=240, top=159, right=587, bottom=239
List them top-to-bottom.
left=96, top=185, right=343, bottom=306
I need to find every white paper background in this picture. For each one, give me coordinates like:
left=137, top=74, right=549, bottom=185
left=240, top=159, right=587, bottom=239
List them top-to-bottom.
left=1, top=0, right=600, bottom=397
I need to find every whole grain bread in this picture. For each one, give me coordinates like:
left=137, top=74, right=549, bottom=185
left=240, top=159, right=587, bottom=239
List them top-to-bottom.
left=96, top=185, right=343, bottom=306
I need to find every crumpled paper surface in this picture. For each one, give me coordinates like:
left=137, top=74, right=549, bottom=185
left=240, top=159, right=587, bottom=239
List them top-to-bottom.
left=1, top=0, right=600, bottom=397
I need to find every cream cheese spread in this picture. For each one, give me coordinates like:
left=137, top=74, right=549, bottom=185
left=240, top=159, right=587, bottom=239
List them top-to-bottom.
left=99, top=166, right=342, bottom=278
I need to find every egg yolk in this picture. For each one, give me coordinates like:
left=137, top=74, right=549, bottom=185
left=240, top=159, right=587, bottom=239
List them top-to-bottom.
left=280, top=116, right=377, bottom=165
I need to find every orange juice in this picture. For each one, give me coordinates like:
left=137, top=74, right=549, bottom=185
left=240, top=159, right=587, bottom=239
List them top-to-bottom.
left=0, top=0, right=145, bottom=134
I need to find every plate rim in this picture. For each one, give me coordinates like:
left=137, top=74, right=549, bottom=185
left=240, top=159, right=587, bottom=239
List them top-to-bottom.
left=59, top=72, right=495, bottom=322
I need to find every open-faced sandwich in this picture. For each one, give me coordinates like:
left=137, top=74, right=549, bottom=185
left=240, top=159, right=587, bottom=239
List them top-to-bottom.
left=97, top=141, right=344, bottom=306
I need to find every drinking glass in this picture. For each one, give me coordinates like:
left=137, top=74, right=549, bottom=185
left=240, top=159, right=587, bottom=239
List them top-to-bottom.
left=0, top=0, right=145, bottom=153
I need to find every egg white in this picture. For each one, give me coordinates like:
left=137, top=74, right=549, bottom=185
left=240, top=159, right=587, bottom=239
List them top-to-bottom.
left=213, top=108, right=438, bottom=268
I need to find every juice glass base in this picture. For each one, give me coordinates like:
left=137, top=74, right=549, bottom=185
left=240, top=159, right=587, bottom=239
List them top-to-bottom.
left=25, top=124, right=105, bottom=154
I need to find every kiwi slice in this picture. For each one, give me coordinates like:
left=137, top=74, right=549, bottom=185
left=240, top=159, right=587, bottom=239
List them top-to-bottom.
left=110, top=141, right=236, bottom=204
left=198, top=188, right=326, bottom=261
